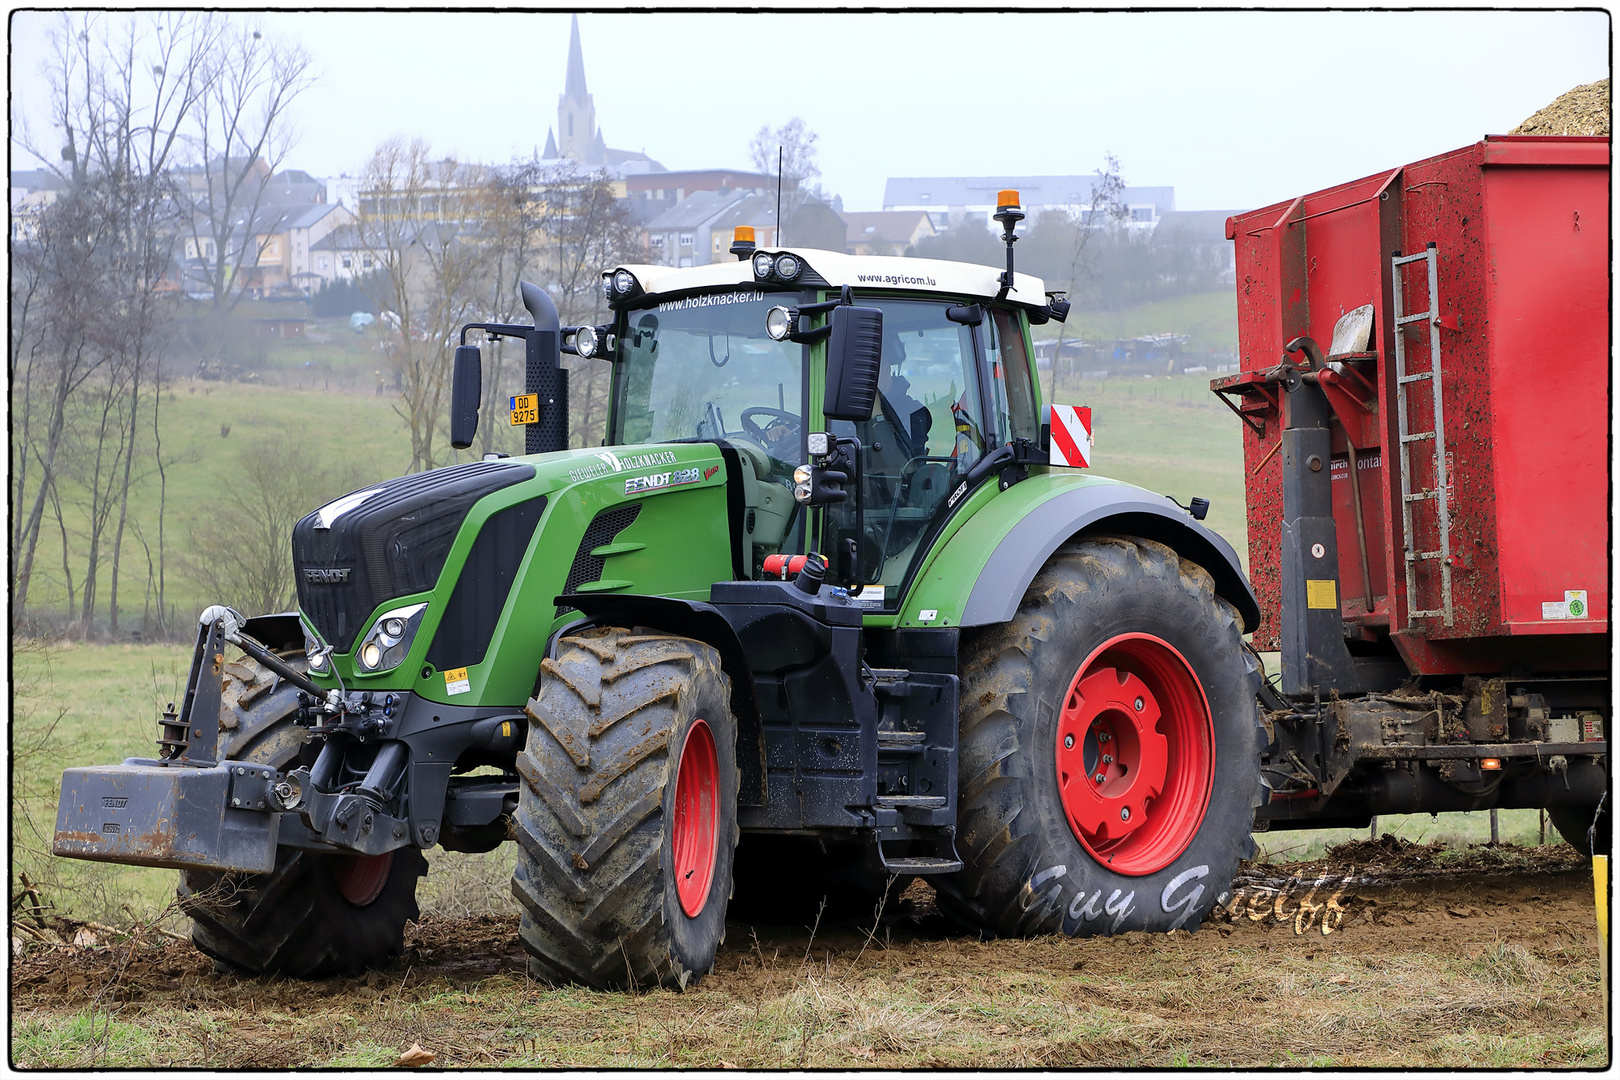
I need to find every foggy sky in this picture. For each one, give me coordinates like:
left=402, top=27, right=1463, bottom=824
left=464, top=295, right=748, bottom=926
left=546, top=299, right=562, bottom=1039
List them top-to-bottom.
left=9, top=10, right=1610, bottom=214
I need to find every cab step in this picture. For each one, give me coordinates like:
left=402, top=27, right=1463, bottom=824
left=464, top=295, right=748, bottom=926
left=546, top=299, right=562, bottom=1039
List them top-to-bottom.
left=874, top=794, right=947, bottom=809
left=878, top=855, right=963, bottom=873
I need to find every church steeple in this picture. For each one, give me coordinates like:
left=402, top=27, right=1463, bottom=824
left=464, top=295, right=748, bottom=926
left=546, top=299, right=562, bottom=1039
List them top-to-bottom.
left=557, top=15, right=598, bottom=163
left=564, top=15, right=589, bottom=102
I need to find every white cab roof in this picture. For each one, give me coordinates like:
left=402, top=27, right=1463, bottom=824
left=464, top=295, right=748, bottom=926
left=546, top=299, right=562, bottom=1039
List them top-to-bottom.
left=612, top=247, right=1050, bottom=308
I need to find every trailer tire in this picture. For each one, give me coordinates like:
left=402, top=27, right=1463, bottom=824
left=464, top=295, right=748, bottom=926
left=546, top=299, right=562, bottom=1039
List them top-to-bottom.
left=937, top=536, right=1266, bottom=939
left=511, top=626, right=739, bottom=990
left=177, top=653, right=426, bottom=977
left=1548, top=801, right=1609, bottom=858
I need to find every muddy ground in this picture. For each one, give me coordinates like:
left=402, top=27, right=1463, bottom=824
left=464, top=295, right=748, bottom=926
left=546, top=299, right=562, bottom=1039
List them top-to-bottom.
left=10, top=839, right=1608, bottom=1068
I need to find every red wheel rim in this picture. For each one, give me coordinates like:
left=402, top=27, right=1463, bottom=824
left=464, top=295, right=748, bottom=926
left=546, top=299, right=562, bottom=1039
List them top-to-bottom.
left=1054, top=633, right=1214, bottom=876
left=673, top=719, right=720, bottom=918
left=333, top=851, right=393, bottom=906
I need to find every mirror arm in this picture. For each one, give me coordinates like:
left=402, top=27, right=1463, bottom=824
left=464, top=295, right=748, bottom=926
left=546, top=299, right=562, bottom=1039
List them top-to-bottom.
left=459, top=321, right=531, bottom=346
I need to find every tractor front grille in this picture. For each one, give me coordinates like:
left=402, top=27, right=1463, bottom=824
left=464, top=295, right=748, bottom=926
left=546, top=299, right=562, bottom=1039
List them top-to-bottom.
left=293, top=460, right=535, bottom=652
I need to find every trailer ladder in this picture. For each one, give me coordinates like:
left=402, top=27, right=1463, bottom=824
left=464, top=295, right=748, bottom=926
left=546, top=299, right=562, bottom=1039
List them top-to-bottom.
left=1391, top=243, right=1454, bottom=626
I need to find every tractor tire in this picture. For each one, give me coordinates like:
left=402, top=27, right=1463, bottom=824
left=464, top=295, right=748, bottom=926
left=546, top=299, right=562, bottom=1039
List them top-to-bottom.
left=936, top=536, right=1266, bottom=939
left=511, top=626, right=739, bottom=990
left=177, top=652, right=426, bottom=977
left=1548, top=801, right=1609, bottom=857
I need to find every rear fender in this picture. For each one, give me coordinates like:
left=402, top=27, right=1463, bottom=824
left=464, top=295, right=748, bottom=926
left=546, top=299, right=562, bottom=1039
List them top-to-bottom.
left=961, top=486, right=1260, bottom=632
left=551, top=593, right=766, bottom=806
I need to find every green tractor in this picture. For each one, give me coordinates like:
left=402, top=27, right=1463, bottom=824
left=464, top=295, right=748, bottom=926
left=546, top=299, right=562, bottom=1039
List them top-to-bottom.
left=56, top=194, right=1264, bottom=989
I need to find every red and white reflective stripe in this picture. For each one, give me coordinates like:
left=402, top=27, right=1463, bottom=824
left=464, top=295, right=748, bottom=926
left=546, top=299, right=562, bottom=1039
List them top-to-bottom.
left=1047, top=404, right=1092, bottom=468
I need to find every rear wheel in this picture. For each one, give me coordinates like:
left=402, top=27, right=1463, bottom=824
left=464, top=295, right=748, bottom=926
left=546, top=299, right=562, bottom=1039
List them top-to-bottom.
left=936, top=536, right=1266, bottom=938
left=511, top=627, right=739, bottom=990
left=177, top=652, right=426, bottom=977
left=1548, top=800, right=1609, bottom=857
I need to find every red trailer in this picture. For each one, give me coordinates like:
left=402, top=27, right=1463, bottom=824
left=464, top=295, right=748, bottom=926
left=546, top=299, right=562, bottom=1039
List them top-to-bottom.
left=1211, top=136, right=1609, bottom=847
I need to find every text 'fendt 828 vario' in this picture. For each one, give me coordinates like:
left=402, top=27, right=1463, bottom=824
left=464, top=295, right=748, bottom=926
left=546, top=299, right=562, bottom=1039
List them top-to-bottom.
left=56, top=192, right=1268, bottom=988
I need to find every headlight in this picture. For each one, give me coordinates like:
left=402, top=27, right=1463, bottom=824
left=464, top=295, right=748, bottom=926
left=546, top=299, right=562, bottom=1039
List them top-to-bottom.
left=752, top=251, right=775, bottom=279
left=775, top=254, right=801, bottom=280
left=765, top=306, right=794, bottom=342
left=576, top=324, right=599, bottom=358
left=793, top=464, right=812, bottom=486
left=793, top=481, right=813, bottom=504
left=353, top=602, right=428, bottom=674
left=304, top=625, right=331, bottom=673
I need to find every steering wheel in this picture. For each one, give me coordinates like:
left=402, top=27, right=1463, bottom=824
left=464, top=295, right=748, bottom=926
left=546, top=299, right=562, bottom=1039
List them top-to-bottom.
left=741, top=406, right=800, bottom=443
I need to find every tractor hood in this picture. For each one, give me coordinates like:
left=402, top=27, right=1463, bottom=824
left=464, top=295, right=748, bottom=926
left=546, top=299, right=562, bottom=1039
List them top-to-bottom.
left=294, top=440, right=737, bottom=703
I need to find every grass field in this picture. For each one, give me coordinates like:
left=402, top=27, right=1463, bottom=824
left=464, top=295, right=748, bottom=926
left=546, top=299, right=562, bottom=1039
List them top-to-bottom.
left=1032, top=290, right=1239, bottom=354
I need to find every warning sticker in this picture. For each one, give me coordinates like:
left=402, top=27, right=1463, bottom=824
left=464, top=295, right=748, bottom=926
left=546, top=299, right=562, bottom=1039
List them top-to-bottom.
left=1306, top=579, right=1338, bottom=610
left=850, top=585, right=886, bottom=609
left=1545, top=590, right=1589, bottom=620
left=444, top=667, right=471, bottom=695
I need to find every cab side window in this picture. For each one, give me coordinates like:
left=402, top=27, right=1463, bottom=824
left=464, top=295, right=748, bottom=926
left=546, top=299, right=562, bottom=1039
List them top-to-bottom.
left=830, top=299, right=987, bottom=592
left=984, top=307, right=1039, bottom=444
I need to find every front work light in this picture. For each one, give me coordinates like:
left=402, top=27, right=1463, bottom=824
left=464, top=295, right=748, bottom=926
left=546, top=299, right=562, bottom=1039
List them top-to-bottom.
left=752, top=251, right=775, bottom=280
left=774, top=254, right=802, bottom=280
left=612, top=269, right=638, bottom=297
left=765, top=306, right=795, bottom=342
left=576, top=324, right=599, bottom=358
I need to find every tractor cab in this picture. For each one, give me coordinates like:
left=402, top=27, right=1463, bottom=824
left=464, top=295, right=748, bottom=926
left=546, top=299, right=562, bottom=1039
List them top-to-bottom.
left=580, top=194, right=1061, bottom=608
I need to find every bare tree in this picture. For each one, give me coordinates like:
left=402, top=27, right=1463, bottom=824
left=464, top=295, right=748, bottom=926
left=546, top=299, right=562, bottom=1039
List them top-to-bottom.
left=10, top=11, right=228, bottom=632
left=178, top=17, right=312, bottom=339
left=749, top=117, right=821, bottom=240
left=354, top=138, right=496, bottom=472
left=1043, top=154, right=1129, bottom=399
left=532, top=163, right=647, bottom=447
left=473, top=166, right=546, bottom=459
left=183, top=433, right=359, bottom=616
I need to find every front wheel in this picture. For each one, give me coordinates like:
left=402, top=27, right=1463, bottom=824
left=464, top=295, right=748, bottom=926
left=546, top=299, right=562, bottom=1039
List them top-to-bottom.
left=936, top=536, right=1266, bottom=938
left=511, top=626, right=739, bottom=990
left=178, top=652, right=426, bottom=976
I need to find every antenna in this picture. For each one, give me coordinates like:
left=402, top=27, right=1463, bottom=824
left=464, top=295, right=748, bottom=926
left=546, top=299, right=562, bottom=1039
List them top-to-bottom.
left=775, top=145, right=783, bottom=247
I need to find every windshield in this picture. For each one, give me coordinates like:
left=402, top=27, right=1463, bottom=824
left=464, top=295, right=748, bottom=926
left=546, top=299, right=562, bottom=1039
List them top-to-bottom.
left=613, top=290, right=805, bottom=473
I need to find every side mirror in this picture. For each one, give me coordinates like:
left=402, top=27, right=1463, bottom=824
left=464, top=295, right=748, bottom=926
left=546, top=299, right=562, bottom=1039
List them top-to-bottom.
left=823, top=305, right=883, bottom=422
left=449, top=344, right=482, bottom=449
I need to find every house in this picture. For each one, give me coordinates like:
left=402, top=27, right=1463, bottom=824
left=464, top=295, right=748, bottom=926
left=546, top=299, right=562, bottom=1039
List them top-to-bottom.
left=8, top=168, right=65, bottom=243
left=622, top=168, right=777, bottom=224
left=261, top=169, right=328, bottom=206
left=882, top=175, right=1175, bottom=235
left=644, top=189, right=763, bottom=267
left=705, top=194, right=785, bottom=262
left=178, top=200, right=355, bottom=298
left=843, top=210, right=936, bottom=256
left=309, top=224, right=380, bottom=285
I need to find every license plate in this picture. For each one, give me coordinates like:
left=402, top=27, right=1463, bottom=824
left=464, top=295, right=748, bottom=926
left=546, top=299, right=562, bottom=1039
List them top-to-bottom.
left=509, top=394, right=539, bottom=426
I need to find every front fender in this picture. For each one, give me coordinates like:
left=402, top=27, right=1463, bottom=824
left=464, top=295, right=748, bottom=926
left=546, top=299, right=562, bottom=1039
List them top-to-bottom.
left=903, top=473, right=1259, bottom=633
